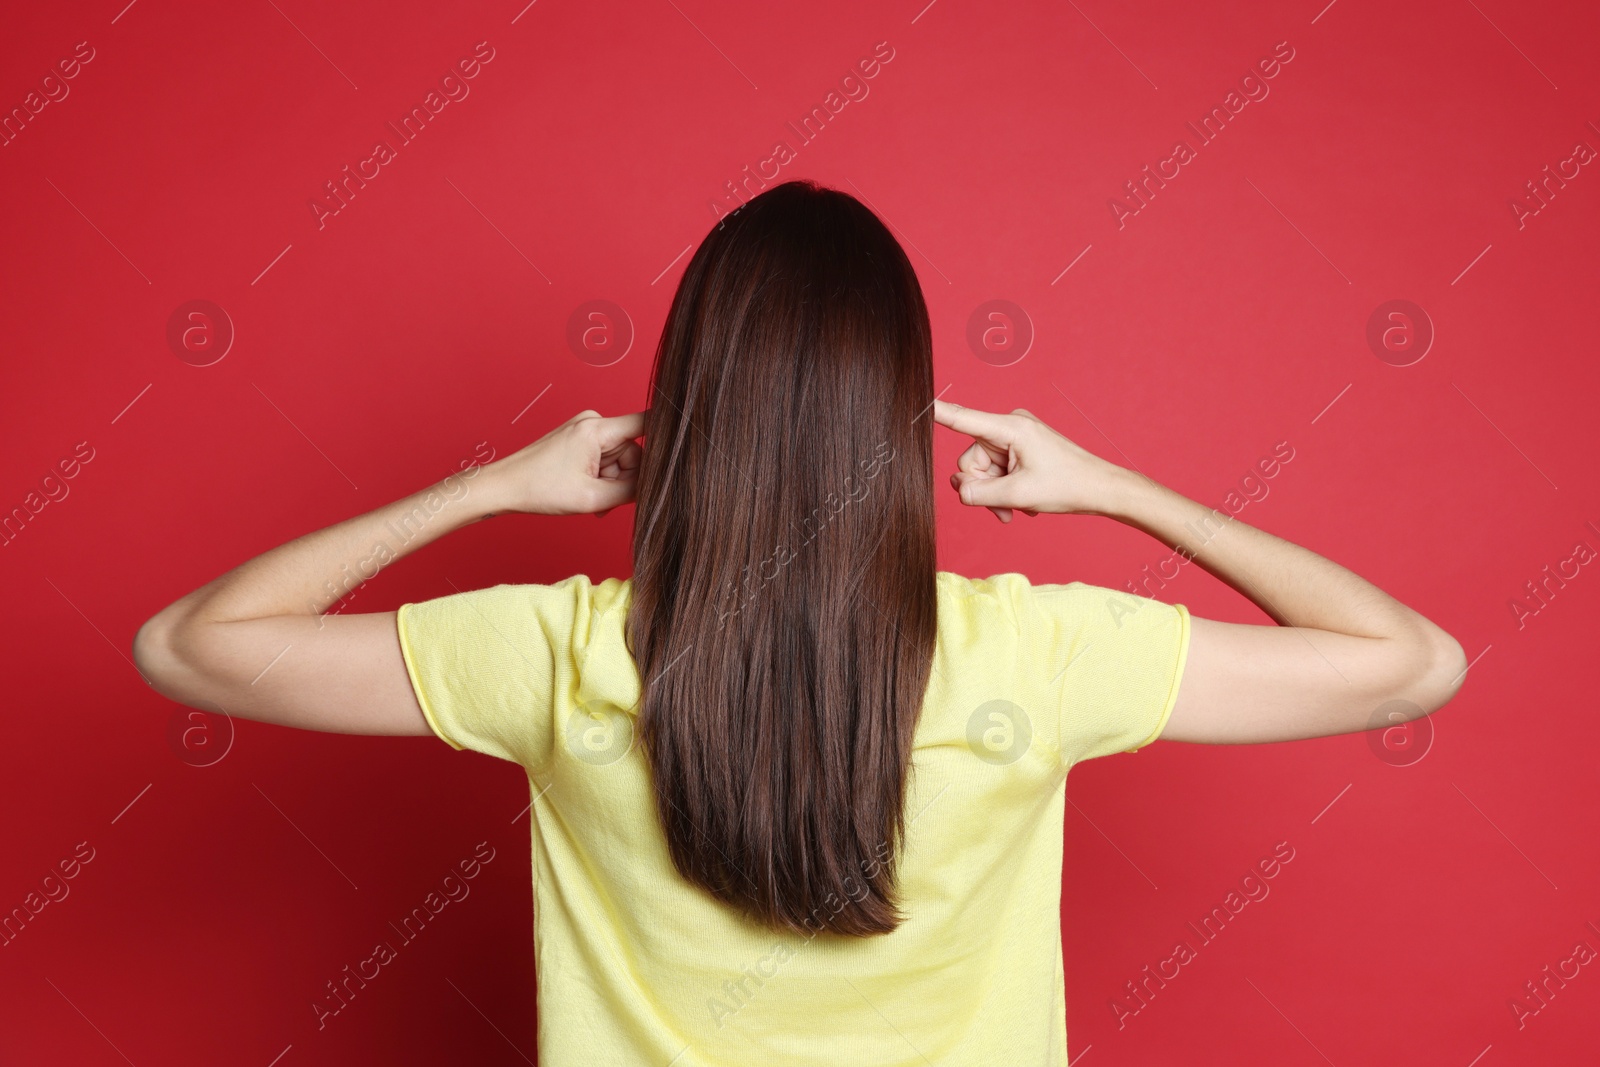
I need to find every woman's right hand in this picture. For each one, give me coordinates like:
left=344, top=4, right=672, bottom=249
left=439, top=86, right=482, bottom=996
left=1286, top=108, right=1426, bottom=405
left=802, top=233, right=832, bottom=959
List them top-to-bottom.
left=932, top=399, right=1135, bottom=523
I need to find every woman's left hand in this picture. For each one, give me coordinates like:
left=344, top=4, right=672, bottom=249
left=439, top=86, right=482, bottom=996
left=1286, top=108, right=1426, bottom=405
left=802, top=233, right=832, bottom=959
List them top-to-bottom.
left=482, top=409, right=645, bottom=517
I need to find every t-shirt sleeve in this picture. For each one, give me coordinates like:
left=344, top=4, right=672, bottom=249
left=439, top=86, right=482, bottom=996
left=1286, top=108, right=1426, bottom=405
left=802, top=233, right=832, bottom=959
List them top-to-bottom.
left=395, top=577, right=594, bottom=770
left=1016, top=580, right=1191, bottom=767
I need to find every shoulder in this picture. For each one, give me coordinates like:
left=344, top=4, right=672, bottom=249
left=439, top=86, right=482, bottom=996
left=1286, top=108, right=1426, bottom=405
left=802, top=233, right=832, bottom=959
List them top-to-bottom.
left=935, top=569, right=1094, bottom=611
left=936, top=569, right=1037, bottom=603
left=936, top=570, right=1172, bottom=637
left=934, top=571, right=1043, bottom=644
left=439, top=573, right=630, bottom=607
left=399, top=574, right=632, bottom=647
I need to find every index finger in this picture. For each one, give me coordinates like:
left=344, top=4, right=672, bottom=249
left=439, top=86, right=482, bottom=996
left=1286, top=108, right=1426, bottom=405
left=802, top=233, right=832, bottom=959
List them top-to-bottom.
left=932, top=399, right=1012, bottom=441
left=597, top=410, right=646, bottom=448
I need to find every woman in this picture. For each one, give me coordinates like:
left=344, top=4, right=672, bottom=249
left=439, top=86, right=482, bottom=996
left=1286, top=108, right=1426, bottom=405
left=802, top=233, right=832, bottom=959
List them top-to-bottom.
left=133, top=180, right=1466, bottom=1065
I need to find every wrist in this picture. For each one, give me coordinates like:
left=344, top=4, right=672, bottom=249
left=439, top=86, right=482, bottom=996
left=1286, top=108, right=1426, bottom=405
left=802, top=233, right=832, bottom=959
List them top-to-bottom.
left=447, top=462, right=514, bottom=520
left=1097, top=465, right=1163, bottom=521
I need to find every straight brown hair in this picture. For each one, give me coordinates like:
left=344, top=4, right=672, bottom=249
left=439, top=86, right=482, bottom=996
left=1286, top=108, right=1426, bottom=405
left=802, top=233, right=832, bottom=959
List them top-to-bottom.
left=628, top=180, right=937, bottom=937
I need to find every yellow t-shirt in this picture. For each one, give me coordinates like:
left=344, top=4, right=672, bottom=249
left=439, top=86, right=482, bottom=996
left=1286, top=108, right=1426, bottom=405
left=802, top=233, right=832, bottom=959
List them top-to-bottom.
left=396, top=570, right=1189, bottom=1066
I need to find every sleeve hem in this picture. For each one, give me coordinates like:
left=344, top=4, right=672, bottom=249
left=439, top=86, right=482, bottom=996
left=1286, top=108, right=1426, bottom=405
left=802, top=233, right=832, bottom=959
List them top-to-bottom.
left=1127, top=602, right=1190, bottom=753
left=396, top=603, right=466, bottom=751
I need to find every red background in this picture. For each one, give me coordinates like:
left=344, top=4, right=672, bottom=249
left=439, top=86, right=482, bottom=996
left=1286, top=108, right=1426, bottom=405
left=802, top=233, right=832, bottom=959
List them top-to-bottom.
left=3, top=0, right=1597, bottom=1063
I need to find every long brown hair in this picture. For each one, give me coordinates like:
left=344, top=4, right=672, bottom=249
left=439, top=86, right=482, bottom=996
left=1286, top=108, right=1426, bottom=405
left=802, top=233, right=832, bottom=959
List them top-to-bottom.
left=628, top=180, right=937, bottom=937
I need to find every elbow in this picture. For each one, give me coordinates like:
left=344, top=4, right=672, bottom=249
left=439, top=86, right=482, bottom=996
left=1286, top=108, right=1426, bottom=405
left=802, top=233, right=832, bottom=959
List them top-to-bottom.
left=133, top=609, right=188, bottom=697
left=132, top=614, right=168, bottom=688
left=1409, top=626, right=1468, bottom=715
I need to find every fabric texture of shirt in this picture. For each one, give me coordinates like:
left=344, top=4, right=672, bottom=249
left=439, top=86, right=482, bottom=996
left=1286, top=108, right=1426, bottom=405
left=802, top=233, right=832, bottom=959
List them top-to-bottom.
left=396, top=570, right=1190, bottom=1066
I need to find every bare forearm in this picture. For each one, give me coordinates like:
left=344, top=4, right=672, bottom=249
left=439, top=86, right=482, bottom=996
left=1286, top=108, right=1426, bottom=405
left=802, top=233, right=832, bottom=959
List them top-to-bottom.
left=128, top=410, right=642, bottom=734
left=1105, top=469, right=1451, bottom=648
left=155, top=470, right=503, bottom=628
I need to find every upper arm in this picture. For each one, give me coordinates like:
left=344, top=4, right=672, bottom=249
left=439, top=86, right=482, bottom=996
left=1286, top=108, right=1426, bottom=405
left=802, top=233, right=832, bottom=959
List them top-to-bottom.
left=135, top=578, right=600, bottom=762
left=1021, top=580, right=1190, bottom=766
left=392, top=584, right=579, bottom=766
left=134, top=610, right=433, bottom=737
left=1159, top=615, right=1466, bottom=745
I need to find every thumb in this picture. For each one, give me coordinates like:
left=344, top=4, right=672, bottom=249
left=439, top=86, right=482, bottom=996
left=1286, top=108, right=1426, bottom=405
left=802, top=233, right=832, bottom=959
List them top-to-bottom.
left=953, top=470, right=1023, bottom=509
left=587, top=472, right=638, bottom=514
